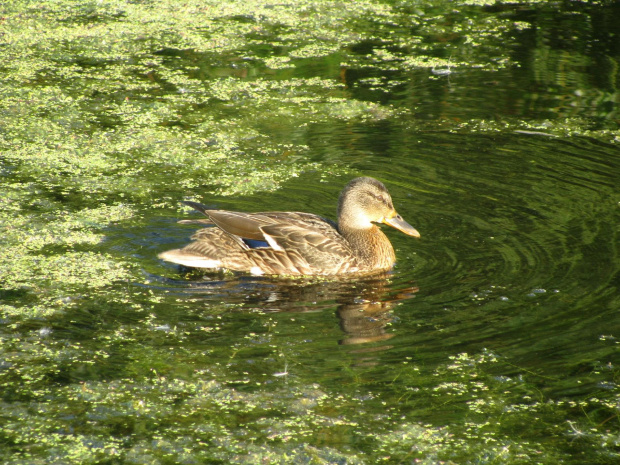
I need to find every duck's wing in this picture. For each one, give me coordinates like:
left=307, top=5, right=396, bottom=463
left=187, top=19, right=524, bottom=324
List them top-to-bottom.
left=183, top=201, right=271, bottom=241
left=184, top=203, right=358, bottom=274
left=249, top=212, right=357, bottom=273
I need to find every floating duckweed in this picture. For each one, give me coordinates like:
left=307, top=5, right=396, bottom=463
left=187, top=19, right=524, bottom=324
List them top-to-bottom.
left=1, top=1, right=619, bottom=464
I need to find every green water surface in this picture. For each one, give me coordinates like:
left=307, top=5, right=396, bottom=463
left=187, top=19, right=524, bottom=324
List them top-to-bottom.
left=1, top=1, right=619, bottom=464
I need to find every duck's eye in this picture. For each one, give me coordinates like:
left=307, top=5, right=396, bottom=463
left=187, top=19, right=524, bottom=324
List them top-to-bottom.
left=370, top=193, right=391, bottom=207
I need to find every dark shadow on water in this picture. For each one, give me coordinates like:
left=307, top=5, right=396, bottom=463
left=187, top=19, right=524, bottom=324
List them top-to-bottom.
left=142, top=269, right=418, bottom=349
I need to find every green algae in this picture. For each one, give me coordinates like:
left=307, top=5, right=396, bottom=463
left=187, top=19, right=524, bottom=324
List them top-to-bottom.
left=1, top=0, right=619, bottom=464
left=0, top=202, right=135, bottom=299
left=1, top=336, right=617, bottom=464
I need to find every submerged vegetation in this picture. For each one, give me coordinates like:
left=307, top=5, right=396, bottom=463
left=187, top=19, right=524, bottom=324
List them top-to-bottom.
left=1, top=0, right=619, bottom=463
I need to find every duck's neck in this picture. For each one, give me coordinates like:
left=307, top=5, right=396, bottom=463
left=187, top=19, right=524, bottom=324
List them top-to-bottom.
left=339, top=224, right=396, bottom=270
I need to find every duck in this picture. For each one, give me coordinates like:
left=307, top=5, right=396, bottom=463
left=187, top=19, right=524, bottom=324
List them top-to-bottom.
left=158, top=176, right=420, bottom=276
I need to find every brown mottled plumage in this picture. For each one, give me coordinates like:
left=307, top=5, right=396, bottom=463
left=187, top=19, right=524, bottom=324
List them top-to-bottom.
left=158, top=177, right=420, bottom=276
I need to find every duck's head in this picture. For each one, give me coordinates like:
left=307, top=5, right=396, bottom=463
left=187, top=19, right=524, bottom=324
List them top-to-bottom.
left=337, top=177, right=420, bottom=238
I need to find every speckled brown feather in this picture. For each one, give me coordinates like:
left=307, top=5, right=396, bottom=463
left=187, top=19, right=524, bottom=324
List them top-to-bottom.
left=158, top=177, right=420, bottom=276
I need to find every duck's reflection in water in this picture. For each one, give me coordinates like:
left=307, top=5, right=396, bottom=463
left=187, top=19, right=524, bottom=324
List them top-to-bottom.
left=151, top=271, right=418, bottom=351
left=333, top=276, right=418, bottom=360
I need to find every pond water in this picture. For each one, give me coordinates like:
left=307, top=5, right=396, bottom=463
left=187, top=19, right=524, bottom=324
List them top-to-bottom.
left=1, top=1, right=619, bottom=464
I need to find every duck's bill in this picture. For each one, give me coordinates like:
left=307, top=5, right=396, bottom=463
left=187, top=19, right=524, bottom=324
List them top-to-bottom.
left=383, top=214, right=421, bottom=238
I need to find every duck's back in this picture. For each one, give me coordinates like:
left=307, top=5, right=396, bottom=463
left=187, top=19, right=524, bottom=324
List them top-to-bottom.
left=160, top=207, right=361, bottom=275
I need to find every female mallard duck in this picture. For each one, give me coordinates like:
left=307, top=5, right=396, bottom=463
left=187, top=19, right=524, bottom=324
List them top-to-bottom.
left=159, top=177, right=420, bottom=276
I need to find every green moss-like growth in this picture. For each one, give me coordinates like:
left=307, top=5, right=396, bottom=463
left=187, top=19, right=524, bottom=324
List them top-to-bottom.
left=1, top=1, right=619, bottom=464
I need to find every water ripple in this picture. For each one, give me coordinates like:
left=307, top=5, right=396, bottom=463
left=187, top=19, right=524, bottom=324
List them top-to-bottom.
left=368, top=132, right=619, bottom=319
